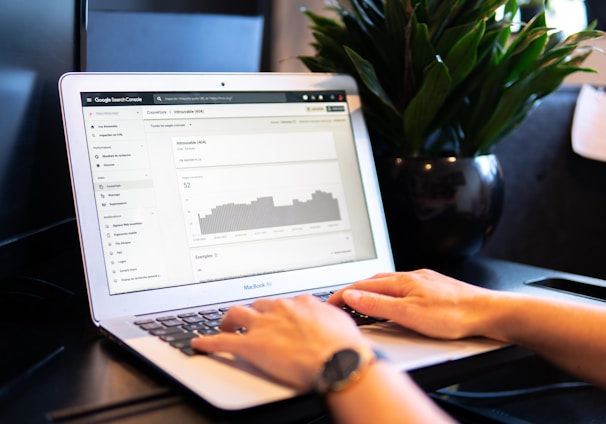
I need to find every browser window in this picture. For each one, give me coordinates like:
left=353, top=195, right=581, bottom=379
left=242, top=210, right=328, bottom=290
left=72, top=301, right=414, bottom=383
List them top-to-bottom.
left=80, top=91, right=376, bottom=295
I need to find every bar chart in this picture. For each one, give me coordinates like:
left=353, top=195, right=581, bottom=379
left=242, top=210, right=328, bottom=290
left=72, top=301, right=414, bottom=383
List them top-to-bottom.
left=178, top=161, right=350, bottom=247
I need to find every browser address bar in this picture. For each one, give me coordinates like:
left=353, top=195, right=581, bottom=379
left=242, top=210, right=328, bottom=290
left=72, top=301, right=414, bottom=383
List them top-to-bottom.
left=152, top=92, right=287, bottom=105
left=141, top=102, right=347, bottom=119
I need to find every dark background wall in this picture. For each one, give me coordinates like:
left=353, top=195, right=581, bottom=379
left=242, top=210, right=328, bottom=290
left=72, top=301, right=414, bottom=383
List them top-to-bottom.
left=585, top=0, right=606, bottom=30
left=479, top=86, right=606, bottom=280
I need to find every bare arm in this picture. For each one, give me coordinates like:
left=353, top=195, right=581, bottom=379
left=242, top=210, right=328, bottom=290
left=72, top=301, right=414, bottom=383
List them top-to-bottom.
left=328, top=269, right=606, bottom=387
left=482, top=293, right=606, bottom=386
left=191, top=295, right=453, bottom=424
left=325, top=361, right=454, bottom=424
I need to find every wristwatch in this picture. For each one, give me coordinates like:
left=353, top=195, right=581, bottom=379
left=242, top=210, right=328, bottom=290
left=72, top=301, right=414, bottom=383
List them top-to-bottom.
left=314, top=347, right=380, bottom=394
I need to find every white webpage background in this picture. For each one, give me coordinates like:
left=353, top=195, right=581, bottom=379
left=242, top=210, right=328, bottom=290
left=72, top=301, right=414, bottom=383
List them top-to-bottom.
left=83, top=100, right=376, bottom=295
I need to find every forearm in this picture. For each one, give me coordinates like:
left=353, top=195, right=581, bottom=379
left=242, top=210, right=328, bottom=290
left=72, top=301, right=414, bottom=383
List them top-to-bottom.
left=480, top=293, right=606, bottom=387
left=326, top=361, right=455, bottom=424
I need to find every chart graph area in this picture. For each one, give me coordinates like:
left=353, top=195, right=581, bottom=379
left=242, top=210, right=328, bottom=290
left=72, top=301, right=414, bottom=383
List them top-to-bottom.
left=178, top=161, right=351, bottom=247
left=198, top=190, right=341, bottom=235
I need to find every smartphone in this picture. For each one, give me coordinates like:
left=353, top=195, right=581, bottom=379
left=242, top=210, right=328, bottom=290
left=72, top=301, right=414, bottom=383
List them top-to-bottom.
left=525, top=277, right=606, bottom=302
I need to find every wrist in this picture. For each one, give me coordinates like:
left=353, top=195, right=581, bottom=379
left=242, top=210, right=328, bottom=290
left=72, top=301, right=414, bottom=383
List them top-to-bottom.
left=475, top=291, right=526, bottom=342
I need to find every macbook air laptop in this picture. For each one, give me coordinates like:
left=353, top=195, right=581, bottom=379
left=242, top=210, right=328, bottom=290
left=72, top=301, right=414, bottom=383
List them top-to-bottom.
left=59, top=72, right=505, bottom=410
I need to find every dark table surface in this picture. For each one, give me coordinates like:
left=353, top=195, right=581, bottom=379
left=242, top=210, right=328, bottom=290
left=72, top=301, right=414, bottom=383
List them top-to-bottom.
left=2, top=255, right=606, bottom=424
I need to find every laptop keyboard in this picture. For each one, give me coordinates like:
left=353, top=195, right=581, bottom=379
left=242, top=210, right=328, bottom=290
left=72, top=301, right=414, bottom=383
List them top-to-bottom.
left=133, top=292, right=385, bottom=356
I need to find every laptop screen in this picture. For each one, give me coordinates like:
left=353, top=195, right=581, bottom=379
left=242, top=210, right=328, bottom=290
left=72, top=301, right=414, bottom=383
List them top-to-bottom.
left=79, top=90, right=377, bottom=295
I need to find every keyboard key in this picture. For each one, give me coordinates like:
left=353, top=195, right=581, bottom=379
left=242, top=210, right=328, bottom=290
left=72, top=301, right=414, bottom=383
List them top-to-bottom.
left=198, top=309, right=219, bottom=315
left=200, top=312, right=223, bottom=320
left=156, top=316, right=177, bottom=322
left=182, top=316, right=205, bottom=324
left=160, top=319, right=184, bottom=327
left=201, top=319, right=221, bottom=328
left=139, top=322, right=164, bottom=331
left=182, top=323, right=208, bottom=331
left=150, top=327, right=185, bottom=336
left=197, top=327, right=220, bottom=335
left=160, top=332, right=197, bottom=343
left=170, top=339, right=190, bottom=348
left=180, top=346, right=203, bottom=356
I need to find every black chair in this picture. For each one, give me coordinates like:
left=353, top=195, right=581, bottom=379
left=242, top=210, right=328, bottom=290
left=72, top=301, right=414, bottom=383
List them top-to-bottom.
left=479, top=86, right=606, bottom=280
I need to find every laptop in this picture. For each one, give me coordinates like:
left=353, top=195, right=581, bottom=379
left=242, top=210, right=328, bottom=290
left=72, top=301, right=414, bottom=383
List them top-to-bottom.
left=59, top=72, right=505, bottom=410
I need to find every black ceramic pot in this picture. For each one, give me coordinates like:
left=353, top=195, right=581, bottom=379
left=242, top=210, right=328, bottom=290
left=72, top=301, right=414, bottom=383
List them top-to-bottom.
left=376, top=154, right=504, bottom=269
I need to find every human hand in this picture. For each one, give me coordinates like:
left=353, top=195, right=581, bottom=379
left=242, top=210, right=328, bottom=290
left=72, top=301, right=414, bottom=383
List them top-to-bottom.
left=328, top=269, right=498, bottom=340
left=190, top=295, right=372, bottom=391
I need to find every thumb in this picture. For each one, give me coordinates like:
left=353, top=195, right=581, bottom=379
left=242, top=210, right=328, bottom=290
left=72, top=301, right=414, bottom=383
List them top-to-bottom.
left=343, top=289, right=400, bottom=321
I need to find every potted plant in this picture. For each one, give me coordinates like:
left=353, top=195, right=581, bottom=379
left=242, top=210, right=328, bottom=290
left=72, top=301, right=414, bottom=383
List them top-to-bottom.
left=300, top=0, right=603, bottom=265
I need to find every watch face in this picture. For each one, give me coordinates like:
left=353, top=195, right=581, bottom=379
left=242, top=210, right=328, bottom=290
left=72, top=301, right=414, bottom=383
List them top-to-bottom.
left=322, top=348, right=361, bottom=389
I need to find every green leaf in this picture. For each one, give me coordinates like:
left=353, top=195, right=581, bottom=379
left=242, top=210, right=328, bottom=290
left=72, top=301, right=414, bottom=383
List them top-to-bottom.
left=349, top=0, right=385, bottom=29
left=384, top=0, right=412, bottom=44
left=427, top=0, right=467, bottom=40
left=303, top=9, right=342, bottom=31
left=444, top=20, right=485, bottom=85
left=410, top=21, right=437, bottom=84
left=505, top=29, right=549, bottom=83
left=563, top=29, right=606, bottom=45
left=344, top=46, right=399, bottom=113
left=298, top=56, right=333, bottom=73
left=403, top=57, right=452, bottom=155
left=472, top=78, right=536, bottom=153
